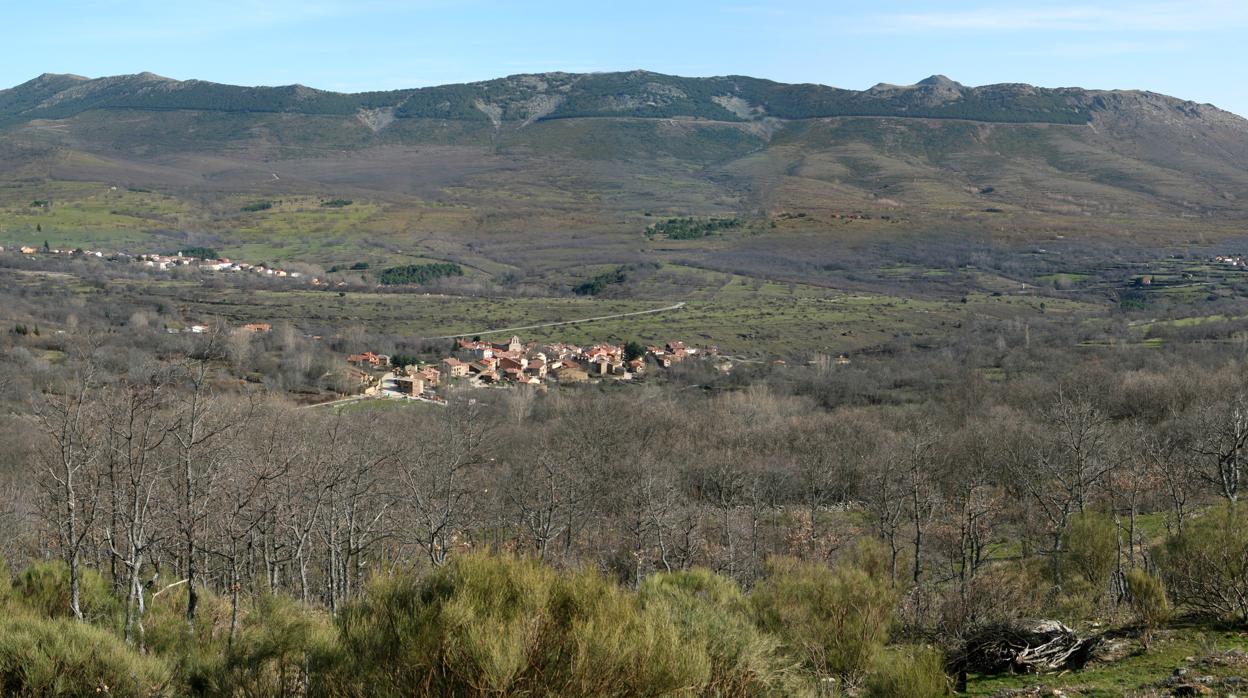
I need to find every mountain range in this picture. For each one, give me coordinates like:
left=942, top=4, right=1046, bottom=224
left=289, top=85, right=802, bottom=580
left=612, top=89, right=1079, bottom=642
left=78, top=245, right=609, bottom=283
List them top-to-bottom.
left=2, top=70, right=1247, bottom=279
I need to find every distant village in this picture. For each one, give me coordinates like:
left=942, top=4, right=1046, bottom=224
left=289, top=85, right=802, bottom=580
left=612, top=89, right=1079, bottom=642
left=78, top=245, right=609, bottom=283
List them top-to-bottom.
left=1, top=244, right=333, bottom=285
left=347, top=335, right=725, bottom=403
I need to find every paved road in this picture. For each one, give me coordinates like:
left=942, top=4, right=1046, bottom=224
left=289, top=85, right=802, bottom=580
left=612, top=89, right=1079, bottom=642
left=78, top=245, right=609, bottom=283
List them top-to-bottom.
left=419, top=301, right=687, bottom=341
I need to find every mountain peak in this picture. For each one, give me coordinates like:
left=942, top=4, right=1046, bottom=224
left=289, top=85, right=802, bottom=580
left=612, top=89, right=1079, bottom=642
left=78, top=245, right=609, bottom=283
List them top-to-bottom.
left=34, top=72, right=89, bottom=83
left=916, top=75, right=962, bottom=88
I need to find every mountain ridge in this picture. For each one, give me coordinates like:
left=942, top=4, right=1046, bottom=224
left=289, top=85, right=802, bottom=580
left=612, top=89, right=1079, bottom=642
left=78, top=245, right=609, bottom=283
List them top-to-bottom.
left=2, top=68, right=1248, bottom=269
left=3, top=70, right=1243, bottom=129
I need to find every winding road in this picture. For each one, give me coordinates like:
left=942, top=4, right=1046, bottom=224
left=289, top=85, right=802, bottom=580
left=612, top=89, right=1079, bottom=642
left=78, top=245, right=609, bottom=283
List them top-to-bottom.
left=418, top=301, right=687, bottom=341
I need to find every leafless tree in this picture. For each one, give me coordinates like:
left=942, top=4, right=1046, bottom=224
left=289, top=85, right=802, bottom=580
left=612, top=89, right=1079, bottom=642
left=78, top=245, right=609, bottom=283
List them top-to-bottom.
left=170, top=331, right=244, bottom=627
left=32, top=350, right=102, bottom=620
left=101, top=379, right=174, bottom=649
left=1009, top=387, right=1115, bottom=582
left=1187, top=390, right=1248, bottom=503
left=401, top=403, right=487, bottom=567
left=211, top=405, right=296, bottom=643
left=863, top=432, right=908, bottom=586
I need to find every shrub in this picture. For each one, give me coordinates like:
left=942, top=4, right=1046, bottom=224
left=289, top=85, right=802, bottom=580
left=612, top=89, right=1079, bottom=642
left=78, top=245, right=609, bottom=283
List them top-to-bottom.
left=645, top=217, right=740, bottom=240
left=178, top=246, right=219, bottom=260
left=376, top=262, right=464, bottom=286
left=573, top=266, right=627, bottom=296
left=1156, top=504, right=1248, bottom=623
left=1062, top=511, right=1118, bottom=589
left=337, top=554, right=725, bottom=697
left=751, top=556, right=895, bottom=682
left=10, top=560, right=121, bottom=625
left=555, top=568, right=709, bottom=696
left=1125, top=568, right=1170, bottom=649
left=1125, top=568, right=1169, bottom=625
left=639, top=569, right=808, bottom=696
left=217, top=594, right=340, bottom=697
left=0, top=610, right=172, bottom=697
left=863, top=645, right=950, bottom=698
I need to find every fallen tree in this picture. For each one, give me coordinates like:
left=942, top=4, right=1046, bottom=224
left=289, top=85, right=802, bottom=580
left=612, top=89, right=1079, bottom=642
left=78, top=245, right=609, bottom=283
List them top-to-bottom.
left=952, top=620, right=1101, bottom=675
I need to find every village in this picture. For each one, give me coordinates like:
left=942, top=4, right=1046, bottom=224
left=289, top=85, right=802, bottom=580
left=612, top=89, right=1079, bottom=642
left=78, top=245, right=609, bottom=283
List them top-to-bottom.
left=1, top=243, right=324, bottom=284
left=346, top=335, right=723, bottom=403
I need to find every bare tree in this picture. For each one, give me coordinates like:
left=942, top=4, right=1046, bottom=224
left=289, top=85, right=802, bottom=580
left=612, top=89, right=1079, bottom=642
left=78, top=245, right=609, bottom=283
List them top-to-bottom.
left=170, top=332, right=242, bottom=627
left=33, top=352, right=102, bottom=620
left=102, top=379, right=174, bottom=649
left=1009, top=387, right=1115, bottom=582
left=1187, top=390, right=1248, bottom=503
left=401, top=403, right=487, bottom=567
left=210, top=405, right=295, bottom=643
left=1145, top=422, right=1195, bottom=534
left=323, top=425, right=395, bottom=611
left=863, top=432, right=908, bottom=586
left=506, top=435, right=584, bottom=561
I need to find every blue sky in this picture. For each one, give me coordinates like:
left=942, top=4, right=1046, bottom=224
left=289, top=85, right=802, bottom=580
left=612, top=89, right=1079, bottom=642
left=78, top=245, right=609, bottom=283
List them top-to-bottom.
left=5, top=0, right=1247, bottom=116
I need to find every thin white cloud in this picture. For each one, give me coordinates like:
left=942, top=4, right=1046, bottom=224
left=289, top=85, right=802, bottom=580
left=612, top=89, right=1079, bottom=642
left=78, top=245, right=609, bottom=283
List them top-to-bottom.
left=881, top=1, right=1248, bottom=33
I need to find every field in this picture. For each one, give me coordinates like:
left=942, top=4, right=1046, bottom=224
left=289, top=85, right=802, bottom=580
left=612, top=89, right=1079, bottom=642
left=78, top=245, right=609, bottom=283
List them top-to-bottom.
left=65, top=266, right=1095, bottom=357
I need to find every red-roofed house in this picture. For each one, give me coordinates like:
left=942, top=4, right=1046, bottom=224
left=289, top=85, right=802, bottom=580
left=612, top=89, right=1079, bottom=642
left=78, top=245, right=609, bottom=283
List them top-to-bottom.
left=456, top=339, right=494, bottom=360
left=347, top=352, right=390, bottom=368
left=442, top=357, right=470, bottom=377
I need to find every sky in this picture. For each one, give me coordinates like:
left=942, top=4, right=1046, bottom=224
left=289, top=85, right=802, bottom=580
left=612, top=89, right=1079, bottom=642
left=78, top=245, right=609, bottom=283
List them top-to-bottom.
left=4, top=0, right=1247, bottom=116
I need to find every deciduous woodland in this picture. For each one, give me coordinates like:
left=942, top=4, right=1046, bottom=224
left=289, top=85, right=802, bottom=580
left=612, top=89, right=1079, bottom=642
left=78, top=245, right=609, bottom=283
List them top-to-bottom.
left=4, top=66, right=1248, bottom=696
left=4, top=304, right=1248, bottom=696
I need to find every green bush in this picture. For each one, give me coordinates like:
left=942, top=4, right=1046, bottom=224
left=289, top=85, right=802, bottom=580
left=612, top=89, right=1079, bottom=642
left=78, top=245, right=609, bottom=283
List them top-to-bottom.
left=645, top=217, right=740, bottom=240
left=178, top=246, right=219, bottom=260
left=377, top=262, right=464, bottom=286
left=573, top=266, right=627, bottom=296
left=1156, top=504, right=1248, bottom=623
left=1062, top=511, right=1118, bottom=589
left=337, top=554, right=769, bottom=697
left=750, top=556, right=895, bottom=682
left=10, top=560, right=121, bottom=625
left=1125, top=568, right=1169, bottom=626
left=1125, top=568, right=1169, bottom=649
left=639, top=569, right=808, bottom=696
left=219, top=594, right=340, bottom=697
left=0, top=610, right=172, bottom=697
left=863, top=645, right=949, bottom=698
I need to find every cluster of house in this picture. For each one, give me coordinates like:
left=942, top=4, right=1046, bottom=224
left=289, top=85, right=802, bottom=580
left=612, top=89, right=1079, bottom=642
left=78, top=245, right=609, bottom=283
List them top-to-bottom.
left=8, top=244, right=105, bottom=258
left=1, top=245, right=328, bottom=285
left=137, top=252, right=309, bottom=280
left=1214, top=255, right=1248, bottom=267
left=169, top=322, right=273, bottom=335
left=346, top=336, right=714, bottom=398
